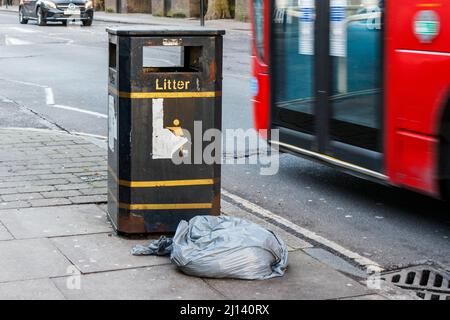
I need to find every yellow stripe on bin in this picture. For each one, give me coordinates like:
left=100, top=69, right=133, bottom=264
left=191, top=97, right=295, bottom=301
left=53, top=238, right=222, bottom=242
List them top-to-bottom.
left=108, top=87, right=221, bottom=99
left=108, top=167, right=216, bottom=188
left=121, top=179, right=215, bottom=188
left=109, top=189, right=212, bottom=211
left=118, top=203, right=213, bottom=210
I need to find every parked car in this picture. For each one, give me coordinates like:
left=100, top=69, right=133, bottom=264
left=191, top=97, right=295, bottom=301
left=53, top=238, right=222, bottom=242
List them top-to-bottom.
left=19, top=0, right=94, bottom=26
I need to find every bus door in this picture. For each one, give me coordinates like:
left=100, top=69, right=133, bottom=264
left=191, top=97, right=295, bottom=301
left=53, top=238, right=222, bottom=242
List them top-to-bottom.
left=271, top=0, right=385, bottom=174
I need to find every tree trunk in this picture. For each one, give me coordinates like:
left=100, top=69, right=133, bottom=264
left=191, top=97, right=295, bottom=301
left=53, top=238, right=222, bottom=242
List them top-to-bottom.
left=205, top=0, right=231, bottom=20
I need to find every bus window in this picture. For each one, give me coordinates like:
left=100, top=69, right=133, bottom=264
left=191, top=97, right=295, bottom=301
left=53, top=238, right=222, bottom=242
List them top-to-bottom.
left=253, top=0, right=265, bottom=61
left=272, top=0, right=316, bottom=135
left=330, top=0, right=383, bottom=152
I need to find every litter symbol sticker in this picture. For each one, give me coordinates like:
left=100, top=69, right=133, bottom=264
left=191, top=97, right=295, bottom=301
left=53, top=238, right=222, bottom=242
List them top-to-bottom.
left=152, top=99, right=188, bottom=159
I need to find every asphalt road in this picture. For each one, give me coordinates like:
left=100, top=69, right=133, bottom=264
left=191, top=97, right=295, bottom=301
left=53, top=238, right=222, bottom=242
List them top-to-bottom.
left=0, top=11, right=449, bottom=271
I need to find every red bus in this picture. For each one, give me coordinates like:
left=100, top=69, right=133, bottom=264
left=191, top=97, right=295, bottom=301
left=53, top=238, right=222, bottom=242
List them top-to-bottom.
left=250, top=0, right=450, bottom=200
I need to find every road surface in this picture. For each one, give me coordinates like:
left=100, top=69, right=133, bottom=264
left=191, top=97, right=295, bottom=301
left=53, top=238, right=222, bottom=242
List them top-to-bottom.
left=0, top=11, right=449, bottom=271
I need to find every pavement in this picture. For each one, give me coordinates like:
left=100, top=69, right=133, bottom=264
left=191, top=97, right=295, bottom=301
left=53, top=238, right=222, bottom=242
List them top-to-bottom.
left=0, top=6, right=251, bottom=32
left=0, top=6, right=421, bottom=300
left=2, top=6, right=447, bottom=271
left=0, top=127, right=416, bottom=300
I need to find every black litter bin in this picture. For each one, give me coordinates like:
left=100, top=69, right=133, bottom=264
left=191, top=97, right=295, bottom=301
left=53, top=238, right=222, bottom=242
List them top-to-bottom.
left=107, top=26, right=224, bottom=234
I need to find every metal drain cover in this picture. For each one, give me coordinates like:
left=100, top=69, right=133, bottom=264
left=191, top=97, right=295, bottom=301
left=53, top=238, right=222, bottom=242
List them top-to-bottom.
left=382, top=266, right=450, bottom=300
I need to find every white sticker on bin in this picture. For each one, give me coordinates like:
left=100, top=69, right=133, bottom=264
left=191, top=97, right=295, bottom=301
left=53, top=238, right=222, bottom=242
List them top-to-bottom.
left=152, top=98, right=188, bottom=159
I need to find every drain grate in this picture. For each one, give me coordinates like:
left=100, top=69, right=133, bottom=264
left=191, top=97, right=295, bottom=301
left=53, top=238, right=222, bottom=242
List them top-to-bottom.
left=382, top=266, right=450, bottom=300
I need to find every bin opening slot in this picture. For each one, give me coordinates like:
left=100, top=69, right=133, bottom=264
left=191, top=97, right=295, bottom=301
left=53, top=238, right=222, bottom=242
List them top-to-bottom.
left=109, top=42, right=117, bottom=69
left=143, top=46, right=202, bottom=73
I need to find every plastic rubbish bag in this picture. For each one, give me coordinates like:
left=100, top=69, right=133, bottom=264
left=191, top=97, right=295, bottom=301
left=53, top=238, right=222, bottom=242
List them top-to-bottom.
left=131, top=215, right=289, bottom=280
left=132, top=236, right=173, bottom=256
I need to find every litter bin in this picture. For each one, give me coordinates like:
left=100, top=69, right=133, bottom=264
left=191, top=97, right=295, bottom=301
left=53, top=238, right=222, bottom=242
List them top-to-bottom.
left=106, top=26, right=224, bottom=234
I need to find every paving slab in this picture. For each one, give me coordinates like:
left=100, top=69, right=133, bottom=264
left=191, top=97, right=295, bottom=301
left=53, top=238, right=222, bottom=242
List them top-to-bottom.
left=221, top=199, right=312, bottom=251
left=0, top=204, right=112, bottom=239
left=0, top=222, right=13, bottom=241
left=50, top=233, right=170, bottom=274
left=0, top=238, right=72, bottom=283
left=303, top=247, right=367, bottom=278
left=204, top=250, right=372, bottom=300
left=52, top=265, right=225, bottom=300
left=0, top=279, right=65, bottom=300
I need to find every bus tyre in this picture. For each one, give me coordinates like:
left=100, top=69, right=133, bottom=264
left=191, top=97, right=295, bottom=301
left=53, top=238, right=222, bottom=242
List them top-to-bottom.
left=19, top=7, right=28, bottom=24
left=37, top=7, right=46, bottom=26
left=82, top=19, right=92, bottom=27
left=62, top=20, right=68, bottom=26
left=445, top=143, right=450, bottom=203
left=444, top=181, right=450, bottom=203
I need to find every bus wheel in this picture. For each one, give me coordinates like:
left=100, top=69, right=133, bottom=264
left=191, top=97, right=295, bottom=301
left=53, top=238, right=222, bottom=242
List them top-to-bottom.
left=442, top=134, right=450, bottom=202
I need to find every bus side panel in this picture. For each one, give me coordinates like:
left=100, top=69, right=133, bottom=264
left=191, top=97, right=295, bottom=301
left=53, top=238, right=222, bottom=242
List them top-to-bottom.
left=250, top=0, right=270, bottom=132
left=386, top=0, right=450, bottom=196
left=252, top=57, right=270, bottom=133
left=396, top=131, right=438, bottom=194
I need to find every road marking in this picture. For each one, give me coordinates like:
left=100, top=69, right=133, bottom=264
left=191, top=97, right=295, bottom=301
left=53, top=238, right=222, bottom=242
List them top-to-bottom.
left=8, top=27, right=37, bottom=34
left=40, top=33, right=75, bottom=45
left=4, top=36, right=32, bottom=46
left=144, top=57, right=177, bottom=66
left=0, top=78, right=48, bottom=88
left=0, top=79, right=106, bottom=119
left=45, top=87, right=55, bottom=105
left=52, top=104, right=107, bottom=118
left=1, top=127, right=67, bottom=135
left=71, top=131, right=107, bottom=140
left=222, top=189, right=383, bottom=270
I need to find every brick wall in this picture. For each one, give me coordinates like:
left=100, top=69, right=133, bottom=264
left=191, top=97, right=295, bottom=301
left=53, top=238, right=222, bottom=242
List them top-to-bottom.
left=105, top=0, right=118, bottom=12
left=124, top=0, right=152, bottom=13
left=151, top=0, right=166, bottom=16
left=171, top=0, right=199, bottom=18
left=234, top=0, right=248, bottom=21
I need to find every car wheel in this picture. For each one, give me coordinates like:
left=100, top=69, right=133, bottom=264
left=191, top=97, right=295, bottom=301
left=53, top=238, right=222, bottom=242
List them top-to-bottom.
left=19, top=7, right=28, bottom=24
left=37, top=7, right=46, bottom=26
left=82, top=19, right=92, bottom=27
left=62, top=20, right=68, bottom=26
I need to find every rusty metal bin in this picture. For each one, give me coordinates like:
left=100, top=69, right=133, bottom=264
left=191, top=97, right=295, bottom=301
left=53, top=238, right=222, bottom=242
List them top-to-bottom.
left=106, top=26, right=224, bottom=234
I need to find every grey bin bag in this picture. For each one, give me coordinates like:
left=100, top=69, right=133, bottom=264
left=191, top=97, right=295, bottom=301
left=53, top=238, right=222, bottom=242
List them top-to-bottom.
left=132, top=215, right=289, bottom=280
